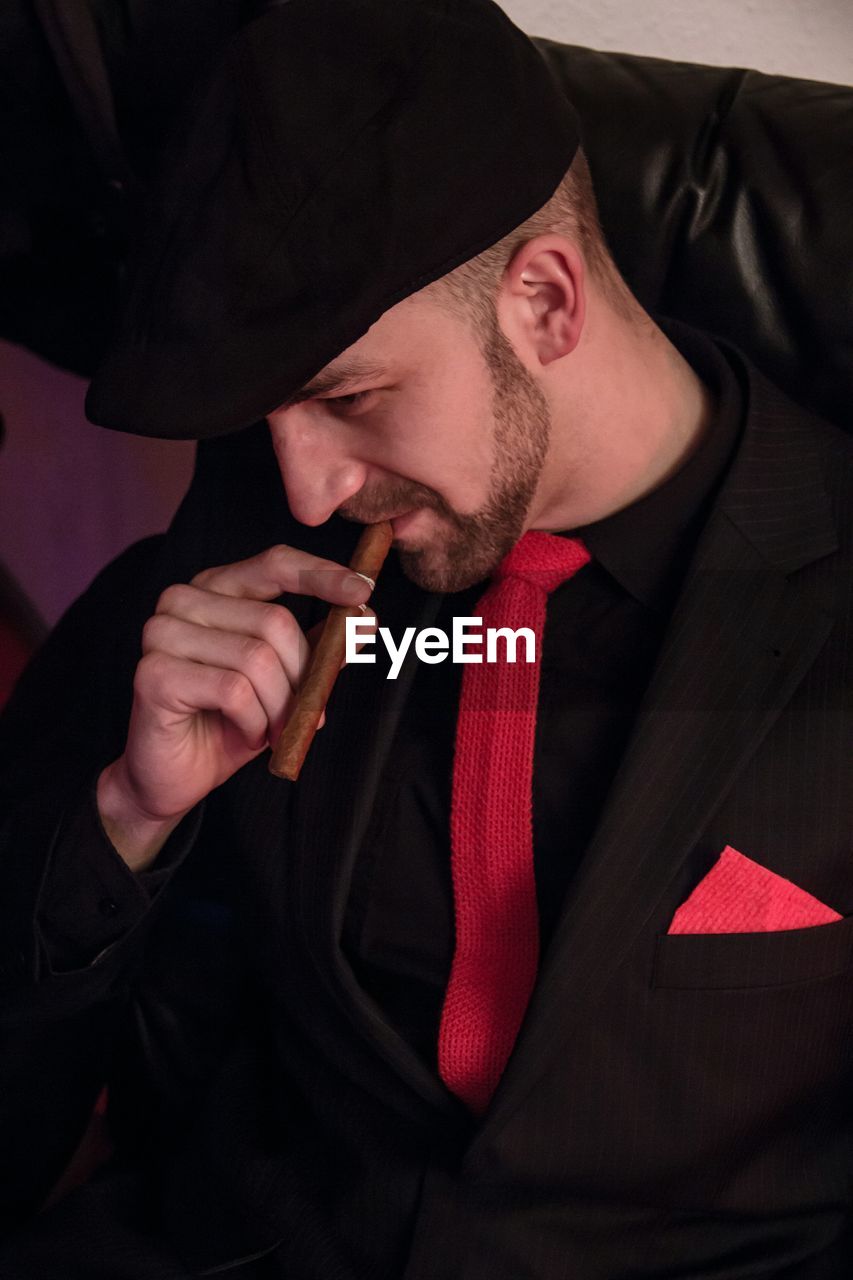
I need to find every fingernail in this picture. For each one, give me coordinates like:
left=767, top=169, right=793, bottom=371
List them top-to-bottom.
left=343, top=573, right=372, bottom=599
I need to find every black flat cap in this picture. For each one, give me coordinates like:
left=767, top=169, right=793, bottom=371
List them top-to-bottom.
left=86, top=0, right=580, bottom=440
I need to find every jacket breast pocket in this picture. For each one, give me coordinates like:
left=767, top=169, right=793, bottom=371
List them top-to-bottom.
left=652, top=911, right=853, bottom=990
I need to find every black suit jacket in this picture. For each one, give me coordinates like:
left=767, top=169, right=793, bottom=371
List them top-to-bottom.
left=2, top=344, right=853, bottom=1278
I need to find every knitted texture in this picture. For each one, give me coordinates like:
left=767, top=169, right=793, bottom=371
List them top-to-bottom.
left=438, top=530, right=590, bottom=1114
left=668, top=845, right=842, bottom=934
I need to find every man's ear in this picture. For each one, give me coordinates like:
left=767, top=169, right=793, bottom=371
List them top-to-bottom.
left=496, top=234, right=585, bottom=371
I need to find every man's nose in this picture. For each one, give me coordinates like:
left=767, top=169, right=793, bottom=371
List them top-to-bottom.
left=268, top=410, right=367, bottom=526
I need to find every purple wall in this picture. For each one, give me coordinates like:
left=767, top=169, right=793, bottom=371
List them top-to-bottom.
left=0, top=339, right=195, bottom=628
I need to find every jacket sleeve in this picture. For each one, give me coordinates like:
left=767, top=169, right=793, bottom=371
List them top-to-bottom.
left=0, top=427, right=301, bottom=1231
left=0, top=536, right=226, bottom=1230
left=36, top=781, right=196, bottom=974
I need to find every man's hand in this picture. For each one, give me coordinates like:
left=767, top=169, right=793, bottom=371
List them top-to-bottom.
left=96, top=545, right=375, bottom=871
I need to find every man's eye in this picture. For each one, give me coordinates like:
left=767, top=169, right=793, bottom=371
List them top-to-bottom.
left=325, top=391, right=370, bottom=410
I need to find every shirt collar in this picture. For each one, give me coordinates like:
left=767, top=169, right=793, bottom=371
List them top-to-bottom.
left=564, top=320, right=746, bottom=613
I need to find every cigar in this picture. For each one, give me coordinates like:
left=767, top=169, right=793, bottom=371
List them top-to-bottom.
left=268, top=520, right=393, bottom=780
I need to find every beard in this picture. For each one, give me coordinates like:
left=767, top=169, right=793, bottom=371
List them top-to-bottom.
left=340, top=320, right=552, bottom=593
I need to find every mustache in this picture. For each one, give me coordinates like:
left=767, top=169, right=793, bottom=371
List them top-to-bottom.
left=337, top=480, right=448, bottom=524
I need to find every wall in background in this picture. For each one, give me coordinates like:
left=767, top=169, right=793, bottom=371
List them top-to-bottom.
left=2, top=0, right=851, bottom=627
left=501, top=0, right=853, bottom=85
left=0, top=342, right=193, bottom=627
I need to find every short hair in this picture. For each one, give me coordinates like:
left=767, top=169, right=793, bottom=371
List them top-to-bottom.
left=428, top=148, right=635, bottom=335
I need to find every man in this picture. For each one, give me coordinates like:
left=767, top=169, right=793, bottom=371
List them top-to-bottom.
left=2, top=0, right=852, bottom=1276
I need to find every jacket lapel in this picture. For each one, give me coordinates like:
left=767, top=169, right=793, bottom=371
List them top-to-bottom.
left=470, top=365, right=839, bottom=1148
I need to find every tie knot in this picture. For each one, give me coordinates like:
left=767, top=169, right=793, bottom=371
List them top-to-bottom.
left=493, top=530, right=590, bottom=594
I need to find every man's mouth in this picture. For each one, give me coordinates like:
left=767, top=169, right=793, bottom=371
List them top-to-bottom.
left=339, top=506, right=430, bottom=536
left=389, top=509, right=420, bottom=536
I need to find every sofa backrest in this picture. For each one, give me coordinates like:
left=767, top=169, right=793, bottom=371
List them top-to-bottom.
left=539, top=40, right=853, bottom=429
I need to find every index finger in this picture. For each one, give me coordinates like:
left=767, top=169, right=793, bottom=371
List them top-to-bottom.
left=190, top=544, right=374, bottom=606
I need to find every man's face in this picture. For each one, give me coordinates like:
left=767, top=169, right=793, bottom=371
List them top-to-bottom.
left=266, top=292, right=552, bottom=592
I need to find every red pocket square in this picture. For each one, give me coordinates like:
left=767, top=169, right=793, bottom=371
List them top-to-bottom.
left=668, top=846, right=842, bottom=934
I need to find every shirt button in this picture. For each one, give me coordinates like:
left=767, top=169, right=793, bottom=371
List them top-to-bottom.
left=98, top=897, right=119, bottom=917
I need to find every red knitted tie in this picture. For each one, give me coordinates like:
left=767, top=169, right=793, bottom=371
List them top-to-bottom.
left=438, top=530, right=590, bottom=1115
